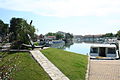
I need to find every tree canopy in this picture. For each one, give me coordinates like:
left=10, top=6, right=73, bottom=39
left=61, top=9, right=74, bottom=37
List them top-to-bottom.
left=9, top=18, right=36, bottom=44
left=0, top=20, right=9, bottom=37
left=116, top=30, right=120, bottom=40
left=45, top=32, right=73, bottom=40
left=45, top=32, right=64, bottom=40
left=45, top=32, right=56, bottom=36
left=56, top=33, right=64, bottom=40
left=65, top=33, right=73, bottom=39
left=102, top=33, right=115, bottom=37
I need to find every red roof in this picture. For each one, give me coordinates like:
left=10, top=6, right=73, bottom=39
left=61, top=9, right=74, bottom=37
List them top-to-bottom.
left=47, top=36, right=56, bottom=38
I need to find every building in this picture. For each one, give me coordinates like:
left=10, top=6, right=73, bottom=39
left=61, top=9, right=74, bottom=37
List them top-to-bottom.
left=74, top=34, right=104, bottom=43
left=45, top=36, right=56, bottom=40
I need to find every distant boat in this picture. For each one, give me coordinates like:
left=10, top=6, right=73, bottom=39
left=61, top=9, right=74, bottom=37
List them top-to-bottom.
left=45, top=40, right=65, bottom=47
left=52, top=40, right=64, bottom=43
left=89, top=44, right=119, bottom=59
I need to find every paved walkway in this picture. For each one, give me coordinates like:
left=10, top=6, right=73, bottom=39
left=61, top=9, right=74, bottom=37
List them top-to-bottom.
left=30, top=50, right=69, bottom=80
left=88, top=60, right=120, bottom=80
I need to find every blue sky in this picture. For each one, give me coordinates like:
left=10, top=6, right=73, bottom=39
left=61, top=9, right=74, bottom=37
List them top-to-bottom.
left=0, top=0, right=120, bottom=35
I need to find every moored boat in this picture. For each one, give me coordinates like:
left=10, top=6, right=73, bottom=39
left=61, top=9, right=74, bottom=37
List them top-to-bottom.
left=89, top=44, right=119, bottom=59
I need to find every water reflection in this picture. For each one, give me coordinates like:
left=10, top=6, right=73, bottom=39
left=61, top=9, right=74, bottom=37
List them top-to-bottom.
left=51, top=40, right=102, bottom=55
left=64, top=40, right=74, bottom=48
left=51, top=41, right=65, bottom=49
left=64, top=42, right=92, bottom=55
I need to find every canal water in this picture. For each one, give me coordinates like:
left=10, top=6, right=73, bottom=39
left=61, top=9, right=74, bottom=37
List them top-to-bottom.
left=51, top=42, right=98, bottom=55
left=64, top=43, right=92, bottom=55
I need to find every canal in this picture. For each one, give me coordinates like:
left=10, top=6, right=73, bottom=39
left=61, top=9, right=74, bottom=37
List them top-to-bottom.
left=51, top=41, right=99, bottom=55
left=64, top=43, right=93, bottom=55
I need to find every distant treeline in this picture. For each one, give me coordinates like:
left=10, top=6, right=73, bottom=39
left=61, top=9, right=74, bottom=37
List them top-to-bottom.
left=45, top=32, right=73, bottom=40
left=102, top=32, right=120, bottom=38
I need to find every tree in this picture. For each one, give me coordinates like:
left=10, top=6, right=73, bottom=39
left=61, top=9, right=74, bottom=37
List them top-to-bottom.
left=9, top=17, right=36, bottom=45
left=0, top=20, right=9, bottom=42
left=116, top=30, right=120, bottom=40
left=45, top=32, right=56, bottom=36
left=45, top=32, right=64, bottom=40
left=56, top=33, right=64, bottom=40
left=65, top=33, right=73, bottom=39
left=102, top=33, right=114, bottom=37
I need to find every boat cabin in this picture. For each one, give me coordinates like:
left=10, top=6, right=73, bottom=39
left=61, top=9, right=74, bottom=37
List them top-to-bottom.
left=90, top=44, right=118, bottom=58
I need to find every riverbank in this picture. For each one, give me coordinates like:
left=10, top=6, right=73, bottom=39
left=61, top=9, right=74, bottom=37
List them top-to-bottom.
left=0, top=48, right=88, bottom=80
left=41, top=48, right=88, bottom=80
left=0, top=52, right=51, bottom=80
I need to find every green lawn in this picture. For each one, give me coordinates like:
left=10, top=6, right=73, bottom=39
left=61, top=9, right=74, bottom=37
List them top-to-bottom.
left=41, top=48, right=88, bottom=80
left=0, top=52, right=51, bottom=80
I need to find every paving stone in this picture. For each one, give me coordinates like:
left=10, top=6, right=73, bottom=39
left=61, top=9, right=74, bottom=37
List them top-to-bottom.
left=89, top=60, right=120, bottom=80
left=62, top=77, right=70, bottom=80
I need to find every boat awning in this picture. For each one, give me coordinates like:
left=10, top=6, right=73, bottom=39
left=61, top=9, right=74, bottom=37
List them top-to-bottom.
left=91, top=44, right=116, bottom=48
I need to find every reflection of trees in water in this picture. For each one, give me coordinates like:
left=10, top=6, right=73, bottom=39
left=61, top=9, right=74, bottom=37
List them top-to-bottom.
left=74, top=38, right=105, bottom=44
left=51, top=39, right=103, bottom=50
left=50, top=40, right=74, bottom=49
left=74, top=40, right=82, bottom=43
left=74, top=40, right=103, bottom=44
left=64, top=41, right=73, bottom=48
left=51, top=42, right=65, bottom=49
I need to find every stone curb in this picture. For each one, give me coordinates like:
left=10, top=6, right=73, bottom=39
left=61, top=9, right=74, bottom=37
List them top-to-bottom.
left=85, top=56, right=90, bottom=80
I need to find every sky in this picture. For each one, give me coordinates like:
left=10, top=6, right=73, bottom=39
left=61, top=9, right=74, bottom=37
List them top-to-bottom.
left=0, top=0, right=120, bottom=35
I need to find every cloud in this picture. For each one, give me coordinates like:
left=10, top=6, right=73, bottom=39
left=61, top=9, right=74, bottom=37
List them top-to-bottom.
left=0, top=0, right=120, bottom=17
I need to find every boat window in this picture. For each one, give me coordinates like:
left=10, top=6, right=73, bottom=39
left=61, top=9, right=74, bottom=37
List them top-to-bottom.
left=90, top=48, right=98, bottom=53
left=108, top=48, right=116, bottom=54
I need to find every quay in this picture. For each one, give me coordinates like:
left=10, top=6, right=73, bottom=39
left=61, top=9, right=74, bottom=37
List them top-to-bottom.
left=88, top=60, right=120, bottom=80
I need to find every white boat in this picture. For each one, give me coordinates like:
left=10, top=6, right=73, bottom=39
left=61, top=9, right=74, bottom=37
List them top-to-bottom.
left=89, top=44, right=119, bottom=59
